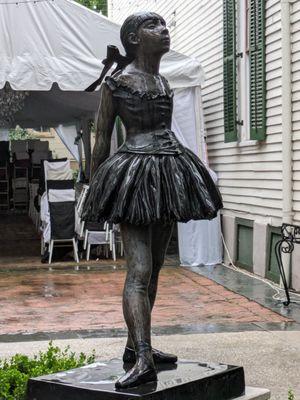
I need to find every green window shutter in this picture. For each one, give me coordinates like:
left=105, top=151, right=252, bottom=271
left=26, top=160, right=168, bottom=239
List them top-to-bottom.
left=223, top=0, right=237, bottom=143
left=249, top=0, right=266, bottom=140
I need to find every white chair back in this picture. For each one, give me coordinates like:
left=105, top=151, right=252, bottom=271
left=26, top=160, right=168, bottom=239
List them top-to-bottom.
left=43, top=160, right=72, bottom=190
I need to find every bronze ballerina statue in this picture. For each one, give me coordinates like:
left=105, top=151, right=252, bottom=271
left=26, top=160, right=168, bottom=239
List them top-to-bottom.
left=83, top=12, right=223, bottom=389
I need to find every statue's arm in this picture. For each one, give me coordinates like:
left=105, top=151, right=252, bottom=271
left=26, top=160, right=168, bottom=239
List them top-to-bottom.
left=91, top=83, right=116, bottom=177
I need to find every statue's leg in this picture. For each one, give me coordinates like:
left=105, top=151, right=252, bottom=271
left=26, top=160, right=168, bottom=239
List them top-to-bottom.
left=149, top=221, right=175, bottom=308
left=116, top=222, right=156, bottom=389
left=121, top=222, right=152, bottom=347
left=124, top=222, right=177, bottom=364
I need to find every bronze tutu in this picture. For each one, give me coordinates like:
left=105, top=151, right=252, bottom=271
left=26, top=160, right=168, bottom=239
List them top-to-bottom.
left=83, top=142, right=223, bottom=225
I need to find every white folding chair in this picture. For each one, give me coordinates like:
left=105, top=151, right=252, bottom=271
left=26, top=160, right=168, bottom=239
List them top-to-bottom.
left=43, top=160, right=73, bottom=189
left=76, top=184, right=89, bottom=217
left=75, top=185, right=89, bottom=239
left=47, top=188, right=79, bottom=264
left=83, top=222, right=116, bottom=261
left=84, top=230, right=109, bottom=261
left=49, top=238, right=79, bottom=264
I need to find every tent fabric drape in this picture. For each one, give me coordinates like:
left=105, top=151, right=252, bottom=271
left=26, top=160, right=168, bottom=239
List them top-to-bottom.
left=0, top=0, right=204, bottom=91
left=172, top=88, right=223, bottom=266
left=55, top=125, right=80, bottom=162
left=0, top=129, right=9, bottom=141
left=40, top=192, right=50, bottom=244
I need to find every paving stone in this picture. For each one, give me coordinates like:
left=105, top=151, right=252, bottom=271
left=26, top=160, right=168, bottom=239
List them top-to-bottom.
left=0, top=267, right=291, bottom=336
left=236, top=387, right=270, bottom=400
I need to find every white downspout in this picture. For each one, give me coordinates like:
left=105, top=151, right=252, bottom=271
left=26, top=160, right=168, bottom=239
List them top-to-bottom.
left=281, top=0, right=293, bottom=284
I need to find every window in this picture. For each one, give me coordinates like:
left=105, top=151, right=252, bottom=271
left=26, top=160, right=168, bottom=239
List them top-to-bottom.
left=223, top=0, right=266, bottom=143
left=238, top=0, right=250, bottom=142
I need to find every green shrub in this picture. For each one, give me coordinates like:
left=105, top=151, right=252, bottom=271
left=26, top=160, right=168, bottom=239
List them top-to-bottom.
left=8, top=127, right=33, bottom=141
left=72, top=168, right=79, bottom=182
left=0, top=341, right=95, bottom=400
left=288, top=389, right=295, bottom=400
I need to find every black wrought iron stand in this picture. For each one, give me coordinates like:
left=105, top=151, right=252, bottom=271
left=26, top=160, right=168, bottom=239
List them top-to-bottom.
left=275, top=223, right=300, bottom=306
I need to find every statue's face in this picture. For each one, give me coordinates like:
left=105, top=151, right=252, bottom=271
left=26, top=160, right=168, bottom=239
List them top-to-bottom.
left=136, top=17, right=170, bottom=55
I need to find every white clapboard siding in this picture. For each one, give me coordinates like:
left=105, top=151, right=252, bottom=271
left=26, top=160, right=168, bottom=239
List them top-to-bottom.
left=108, top=0, right=284, bottom=222
left=292, top=0, right=300, bottom=223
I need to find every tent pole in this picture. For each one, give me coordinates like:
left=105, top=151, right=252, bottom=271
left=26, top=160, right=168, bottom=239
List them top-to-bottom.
left=81, top=118, right=92, bottom=182
left=75, top=121, right=85, bottom=183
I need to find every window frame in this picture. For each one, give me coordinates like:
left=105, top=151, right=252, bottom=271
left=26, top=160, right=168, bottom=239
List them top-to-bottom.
left=223, top=0, right=266, bottom=143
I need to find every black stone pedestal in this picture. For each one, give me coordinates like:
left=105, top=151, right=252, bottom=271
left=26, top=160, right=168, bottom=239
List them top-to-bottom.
left=27, top=359, right=245, bottom=400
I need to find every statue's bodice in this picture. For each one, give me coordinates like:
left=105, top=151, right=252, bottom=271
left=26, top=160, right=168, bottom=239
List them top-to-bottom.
left=105, top=71, right=183, bottom=155
left=106, top=71, right=173, bottom=132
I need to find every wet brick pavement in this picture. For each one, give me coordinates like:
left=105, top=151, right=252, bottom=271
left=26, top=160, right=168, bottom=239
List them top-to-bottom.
left=0, top=214, right=41, bottom=268
left=0, top=266, right=291, bottom=336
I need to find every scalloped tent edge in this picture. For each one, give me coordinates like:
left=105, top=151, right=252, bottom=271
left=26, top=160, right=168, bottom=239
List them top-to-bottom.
left=0, top=0, right=205, bottom=91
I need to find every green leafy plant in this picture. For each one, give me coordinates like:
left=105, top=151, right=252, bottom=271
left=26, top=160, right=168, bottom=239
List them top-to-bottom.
left=75, top=0, right=107, bottom=15
left=8, top=127, right=33, bottom=141
left=73, top=168, right=79, bottom=182
left=0, top=341, right=95, bottom=400
left=288, top=389, right=295, bottom=400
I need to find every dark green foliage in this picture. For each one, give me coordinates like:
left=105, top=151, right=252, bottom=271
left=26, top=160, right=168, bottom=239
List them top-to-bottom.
left=75, top=0, right=107, bottom=15
left=8, top=127, right=33, bottom=141
left=0, top=342, right=95, bottom=400
left=288, top=389, right=295, bottom=400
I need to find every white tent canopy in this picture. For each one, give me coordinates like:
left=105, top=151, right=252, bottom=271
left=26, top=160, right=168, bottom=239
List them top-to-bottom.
left=0, top=0, right=221, bottom=266
left=0, top=0, right=204, bottom=91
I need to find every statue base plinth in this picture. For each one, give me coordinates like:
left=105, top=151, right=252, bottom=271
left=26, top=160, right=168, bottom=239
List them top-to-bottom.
left=27, top=359, right=245, bottom=400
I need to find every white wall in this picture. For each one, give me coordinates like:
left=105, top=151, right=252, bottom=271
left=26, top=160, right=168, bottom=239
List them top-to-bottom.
left=108, top=0, right=283, bottom=227
left=291, top=0, right=300, bottom=289
left=292, top=0, right=300, bottom=223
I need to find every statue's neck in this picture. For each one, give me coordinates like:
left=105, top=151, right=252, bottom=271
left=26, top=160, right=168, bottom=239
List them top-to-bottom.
left=132, top=53, right=162, bottom=75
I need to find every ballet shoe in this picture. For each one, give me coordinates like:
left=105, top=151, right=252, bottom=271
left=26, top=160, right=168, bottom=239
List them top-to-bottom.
left=116, top=341, right=157, bottom=389
left=123, top=346, right=177, bottom=364
left=115, top=364, right=157, bottom=389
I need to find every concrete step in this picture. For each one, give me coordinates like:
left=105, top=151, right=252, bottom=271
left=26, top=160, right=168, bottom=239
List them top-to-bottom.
left=238, top=387, right=270, bottom=400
